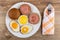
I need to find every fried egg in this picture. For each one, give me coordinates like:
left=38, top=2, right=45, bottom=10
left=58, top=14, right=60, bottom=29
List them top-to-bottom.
left=18, top=15, right=28, bottom=25
left=10, top=21, right=19, bottom=32
left=21, top=25, right=32, bottom=34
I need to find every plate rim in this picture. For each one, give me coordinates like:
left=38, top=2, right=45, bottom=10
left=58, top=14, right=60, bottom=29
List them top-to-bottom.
left=5, top=2, right=41, bottom=38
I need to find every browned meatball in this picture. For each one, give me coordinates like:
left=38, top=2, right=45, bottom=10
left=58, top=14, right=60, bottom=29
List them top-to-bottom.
left=20, top=4, right=31, bottom=15
left=8, top=8, right=20, bottom=20
left=29, top=13, right=39, bottom=24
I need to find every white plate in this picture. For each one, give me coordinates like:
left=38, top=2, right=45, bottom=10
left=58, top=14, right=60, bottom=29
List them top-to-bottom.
left=6, top=2, right=41, bottom=38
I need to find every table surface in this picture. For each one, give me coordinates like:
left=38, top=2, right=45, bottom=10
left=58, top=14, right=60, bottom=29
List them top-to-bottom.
left=0, top=0, right=60, bottom=40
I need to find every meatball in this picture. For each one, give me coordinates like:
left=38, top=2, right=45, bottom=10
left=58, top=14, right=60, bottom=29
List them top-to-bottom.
left=20, top=4, right=31, bottom=15
left=8, top=8, right=20, bottom=20
left=29, top=13, right=39, bottom=24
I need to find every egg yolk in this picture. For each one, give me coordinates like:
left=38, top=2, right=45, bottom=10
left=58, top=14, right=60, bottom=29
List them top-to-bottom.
left=19, top=15, right=28, bottom=24
left=12, top=22, right=18, bottom=29
left=21, top=26, right=29, bottom=34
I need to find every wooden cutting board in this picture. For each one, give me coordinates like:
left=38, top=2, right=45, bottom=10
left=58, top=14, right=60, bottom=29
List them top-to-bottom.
left=0, top=0, right=60, bottom=40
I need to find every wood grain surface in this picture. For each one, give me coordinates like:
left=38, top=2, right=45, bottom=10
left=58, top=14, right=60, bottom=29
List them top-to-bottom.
left=0, top=0, right=60, bottom=40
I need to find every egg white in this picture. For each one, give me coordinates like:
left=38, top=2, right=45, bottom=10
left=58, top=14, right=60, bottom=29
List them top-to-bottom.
left=10, top=21, right=19, bottom=32
left=21, top=25, right=33, bottom=34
